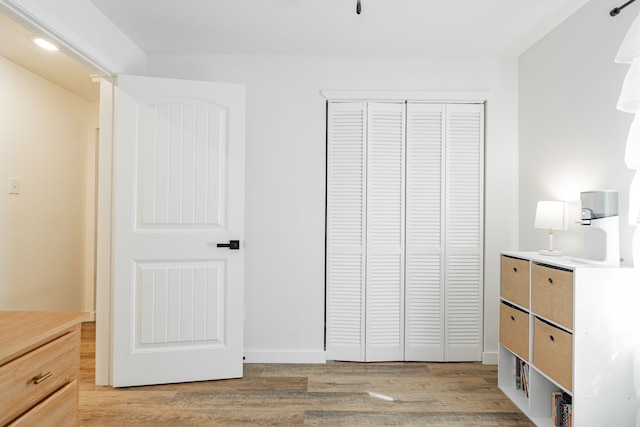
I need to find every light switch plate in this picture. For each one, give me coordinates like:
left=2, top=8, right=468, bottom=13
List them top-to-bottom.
left=8, top=178, right=20, bottom=195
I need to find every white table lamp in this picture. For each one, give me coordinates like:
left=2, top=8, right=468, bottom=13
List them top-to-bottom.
left=534, top=201, right=568, bottom=256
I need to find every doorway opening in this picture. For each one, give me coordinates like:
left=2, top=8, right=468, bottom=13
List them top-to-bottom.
left=0, top=8, right=112, bottom=384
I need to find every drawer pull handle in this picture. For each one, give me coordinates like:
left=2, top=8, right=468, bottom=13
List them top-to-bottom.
left=513, top=267, right=517, bottom=273
left=548, top=277, right=553, bottom=284
left=510, top=316, right=515, bottom=321
left=549, top=335, right=555, bottom=342
left=33, top=372, right=52, bottom=385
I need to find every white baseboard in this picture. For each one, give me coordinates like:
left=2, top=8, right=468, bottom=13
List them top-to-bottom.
left=244, top=349, right=327, bottom=364
left=244, top=349, right=496, bottom=365
left=482, top=351, right=498, bottom=365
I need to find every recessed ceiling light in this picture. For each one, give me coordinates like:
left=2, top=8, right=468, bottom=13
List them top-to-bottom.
left=31, top=37, right=59, bottom=52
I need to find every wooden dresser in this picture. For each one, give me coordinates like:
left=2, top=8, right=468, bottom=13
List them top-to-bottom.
left=0, top=311, right=89, bottom=426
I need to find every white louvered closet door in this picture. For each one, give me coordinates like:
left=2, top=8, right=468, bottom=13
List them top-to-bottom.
left=326, top=101, right=483, bottom=363
left=326, top=102, right=367, bottom=362
left=365, top=103, right=406, bottom=362
left=404, top=103, right=484, bottom=362
left=405, top=103, right=445, bottom=361
left=444, top=103, right=484, bottom=361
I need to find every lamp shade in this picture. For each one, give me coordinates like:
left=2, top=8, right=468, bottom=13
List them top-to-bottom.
left=534, top=201, right=568, bottom=231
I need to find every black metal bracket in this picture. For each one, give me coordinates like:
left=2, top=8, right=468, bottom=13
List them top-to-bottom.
left=611, top=0, right=637, bottom=16
left=217, top=240, right=240, bottom=250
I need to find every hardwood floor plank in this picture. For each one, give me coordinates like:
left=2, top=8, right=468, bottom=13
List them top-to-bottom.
left=79, top=323, right=534, bottom=426
left=81, top=408, right=306, bottom=426
left=304, top=411, right=537, bottom=426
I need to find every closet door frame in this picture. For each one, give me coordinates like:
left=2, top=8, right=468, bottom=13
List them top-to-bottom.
left=323, top=90, right=489, bottom=363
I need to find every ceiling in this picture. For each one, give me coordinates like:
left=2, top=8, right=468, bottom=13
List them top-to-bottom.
left=0, top=0, right=594, bottom=102
left=88, top=0, right=591, bottom=56
left=0, top=12, right=99, bottom=102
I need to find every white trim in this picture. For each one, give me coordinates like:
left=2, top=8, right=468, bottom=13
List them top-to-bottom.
left=95, top=79, right=115, bottom=386
left=320, top=90, right=491, bottom=103
left=244, top=350, right=327, bottom=364
left=483, top=351, right=498, bottom=365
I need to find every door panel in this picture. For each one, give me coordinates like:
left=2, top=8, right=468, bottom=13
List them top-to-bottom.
left=112, top=75, right=245, bottom=387
left=138, top=101, right=228, bottom=228
left=325, top=102, right=367, bottom=362
left=365, top=103, right=405, bottom=362
left=405, top=103, right=445, bottom=361
left=444, top=104, right=484, bottom=362
left=136, top=261, right=225, bottom=346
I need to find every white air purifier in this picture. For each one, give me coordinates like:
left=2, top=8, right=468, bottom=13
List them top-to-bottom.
left=579, top=190, right=620, bottom=265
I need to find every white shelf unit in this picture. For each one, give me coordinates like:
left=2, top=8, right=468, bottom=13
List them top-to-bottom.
left=498, top=251, right=640, bottom=427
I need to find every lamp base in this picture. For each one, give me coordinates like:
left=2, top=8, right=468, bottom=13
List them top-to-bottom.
left=539, top=249, right=564, bottom=256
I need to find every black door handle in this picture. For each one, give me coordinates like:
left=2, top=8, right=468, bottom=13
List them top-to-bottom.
left=217, top=240, right=240, bottom=250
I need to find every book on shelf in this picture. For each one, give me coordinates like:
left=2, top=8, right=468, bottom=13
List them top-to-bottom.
left=514, top=357, right=529, bottom=396
left=520, top=360, right=529, bottom=397
left=551, top=391, right=572, bottom=427
left=552, top=391, right=561, bottom=425
left=562, top=403, right=572, bottom=427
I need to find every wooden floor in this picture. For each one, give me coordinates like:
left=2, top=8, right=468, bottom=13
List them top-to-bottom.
left=79, top=323, right=533, bottom=426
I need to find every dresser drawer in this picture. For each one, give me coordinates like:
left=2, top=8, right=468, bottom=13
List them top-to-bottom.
left=501, top=256, right=530, bottom=308
left=531, top=263, right=573, bottom=329
left=499, top=302, right=529, bottom=361
left=533, top=317, right=572, bottom=392
left=0, top=330, right=78, bottom=425
left=9, top=380, right=77, bottom=427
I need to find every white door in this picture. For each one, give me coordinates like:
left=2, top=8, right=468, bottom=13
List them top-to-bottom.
left=112, top=75, right=245, bottom=387
left=326, top=100, right=483, bottom=363
left=325, top=102, right=405, bottom=362
left=325, top=102, right=367, bottom=362
left=365, top=102, right=406, bottom=362
left=405, top=103, right=445, bottom=361
left=443, top=103, right=484, bottom=362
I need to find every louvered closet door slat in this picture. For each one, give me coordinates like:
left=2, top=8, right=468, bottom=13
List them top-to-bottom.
left=326, top=102, right=366, bottom=361
left=365, top=102, right=405, bottom=362
left=405, top=103, right=445, bottom=361
left=444, top=103, right=484, bottom=362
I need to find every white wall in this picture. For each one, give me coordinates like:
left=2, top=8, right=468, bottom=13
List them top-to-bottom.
left=1, top=0, right=521, bottom=364
left=519, top=0, right=636, bottom=263
left=149, top=54, right=519, bottom=362
left=0, top=56, right=97, bottom=311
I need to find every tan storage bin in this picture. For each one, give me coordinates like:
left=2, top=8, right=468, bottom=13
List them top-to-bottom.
left=501, top=256, right=530, bottom=308
left=531, top=263, right=573, bottom=329
left=499, top=302, right=529, bottom=361
left=533, top=317, right=572, bottom=392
